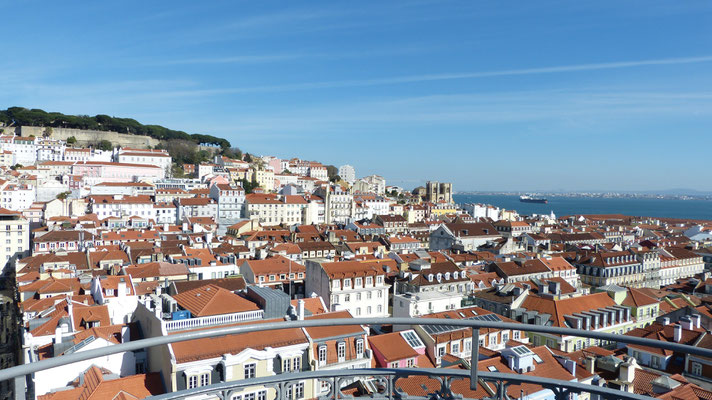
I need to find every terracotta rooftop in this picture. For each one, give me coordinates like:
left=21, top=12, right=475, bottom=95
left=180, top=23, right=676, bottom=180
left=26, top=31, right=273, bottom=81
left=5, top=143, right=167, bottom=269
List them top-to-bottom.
left=172, top=284, right=259, bottom=317
left=37, top=365, right=164, bottom=400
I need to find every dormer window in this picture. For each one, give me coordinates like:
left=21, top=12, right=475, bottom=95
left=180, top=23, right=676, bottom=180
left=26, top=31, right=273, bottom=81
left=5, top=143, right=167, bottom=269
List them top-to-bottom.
left=444, top=272, right=451, bottom=280
left=428, top=274, right=434, bottom=282
left=344, top=279, right=351, bottom=288
left=356, top=339, right=364, bottom=356
left=337, top=342, right=346, bottom=362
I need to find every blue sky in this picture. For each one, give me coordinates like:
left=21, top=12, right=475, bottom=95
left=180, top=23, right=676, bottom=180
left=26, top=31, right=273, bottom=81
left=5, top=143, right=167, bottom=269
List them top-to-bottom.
left=1, top=1, right=711, bottom=192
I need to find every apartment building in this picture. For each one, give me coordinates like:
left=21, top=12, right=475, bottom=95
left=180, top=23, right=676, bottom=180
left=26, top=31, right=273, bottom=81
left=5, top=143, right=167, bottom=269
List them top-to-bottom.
left=0, top=208, right=30, bottom=276
left=305, top=260, right=390, bottom=317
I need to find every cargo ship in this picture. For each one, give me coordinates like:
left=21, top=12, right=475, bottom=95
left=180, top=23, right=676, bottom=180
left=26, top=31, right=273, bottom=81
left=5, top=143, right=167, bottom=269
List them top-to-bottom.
left=520, top=195, right=548, bottom=204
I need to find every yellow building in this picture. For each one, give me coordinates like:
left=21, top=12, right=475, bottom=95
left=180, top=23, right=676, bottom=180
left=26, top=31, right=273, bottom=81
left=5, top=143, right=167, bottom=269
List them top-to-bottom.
left=252, top=168, right=275, bottom=192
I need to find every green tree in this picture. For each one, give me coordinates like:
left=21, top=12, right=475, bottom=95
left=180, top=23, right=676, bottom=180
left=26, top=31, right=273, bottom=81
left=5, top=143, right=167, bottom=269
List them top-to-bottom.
left=0, top=107, right=231, bottom=148
left=43, top=127, right=53, bottom=137
left=66, top=136, right=77, bottom=144
left=97, top=140, right=113, bottom=151
left=222, top=147, right=242, bottom=160
left=244, top=153, right=253, bottom=163
left=10, top=164, right=23, bottom=170
left=325, top=165, right=339, bottom=181
left=238, top=177, right=259, bottom=194
left=56, top=191, right=71, bottom=200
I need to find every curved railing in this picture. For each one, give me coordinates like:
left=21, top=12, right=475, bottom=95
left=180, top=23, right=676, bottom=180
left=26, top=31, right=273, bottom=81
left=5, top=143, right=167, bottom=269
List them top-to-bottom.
left=4, top=317, right=710, bottom=400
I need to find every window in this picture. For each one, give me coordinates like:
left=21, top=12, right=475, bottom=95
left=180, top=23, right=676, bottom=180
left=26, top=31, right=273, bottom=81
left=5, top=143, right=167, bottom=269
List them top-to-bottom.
left=366, top=276, right=373, bottom=285
left=377, top=276, right=383, bottom=284
left=355, top=277, right=362, bottom=287
left=344, top=279, right=351, bottom=288
left=378, top=290, right=383, bottom=298
left=367, top=291, right=372, bottom=299
left=356, top=293, right=361, bottom=301
left=344, top=294, right=350, bottom=302
left=377, top=305, right=382, bottom=313
left=367, top=306, right=372, bottom=314
left=356, top=307, right=361, bottom=316
left=502, top=332, right=509, bottom=343
left=356, top=339, right=364, bottom=356
left=337, top=342, right=346, bottom=361
left=451, top=342, right=460, bottom=354
left=318, top=345, right=327, bottom=365
left=437, top=346, right=445, bottom=357
left=292, top=356, right=301, bottom=372
left=283, top=357, right=291, bottom=372
left=406, top=358, right=415, bottom=367
left=389, top=362, right=399, bottom=368
left=692, top=362, right=703, bottom=376
left=244, top=363, right=256, bottom=379
left=188, top=372, right=209, bottom=389
left=201, top=373, right=209, bottom=387
left=188, top=375, right=198, bottom=389
left=295, top=382, right=305, bottom=399
left=257, top=391, right=267, bottom=400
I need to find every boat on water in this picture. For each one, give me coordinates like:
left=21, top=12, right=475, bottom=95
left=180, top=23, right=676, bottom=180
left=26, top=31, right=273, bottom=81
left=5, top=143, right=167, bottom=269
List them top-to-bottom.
left=520, top=195, right=548, bottom=204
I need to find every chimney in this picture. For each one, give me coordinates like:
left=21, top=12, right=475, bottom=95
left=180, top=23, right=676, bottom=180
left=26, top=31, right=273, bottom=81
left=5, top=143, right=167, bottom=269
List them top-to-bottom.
left=182, top=221, right=189, bottom=232
left=163, top=223, right=169, bottom=231
left=117, top=280, right=126, bottom=297
left=548, top=281, right=560, bottom=296
left=541, top=284, right=549, bottom=294
left=154, top=285, right=162, bottom=296
left=297, top=299, right=305, bottom=321
left=692, top=314, right=701, bottom=329
left=680, top=316, right=693, bottom=331
left=662, top=317, right=670, bottom=325
left=674, top=324, right=682, bottom=342
left=54, top=325, right=63, bottom=344
left=121, top=325, right=130, bottom=343
left=584, top=355, right=595, bottom=373
left=619, top=357, right=638, bottom=390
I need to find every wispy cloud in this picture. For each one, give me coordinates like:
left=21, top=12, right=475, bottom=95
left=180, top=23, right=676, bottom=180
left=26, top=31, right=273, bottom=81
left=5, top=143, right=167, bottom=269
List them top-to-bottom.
left=129, top=54, right=712, bottom=97
left=152, top=54, right=304, bottom=66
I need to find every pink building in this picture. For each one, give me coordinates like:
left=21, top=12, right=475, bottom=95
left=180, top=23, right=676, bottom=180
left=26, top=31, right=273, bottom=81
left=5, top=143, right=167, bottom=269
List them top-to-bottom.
left=268, top=157, right=282, bottom=174
left=72, top=161, right=164, bottom=184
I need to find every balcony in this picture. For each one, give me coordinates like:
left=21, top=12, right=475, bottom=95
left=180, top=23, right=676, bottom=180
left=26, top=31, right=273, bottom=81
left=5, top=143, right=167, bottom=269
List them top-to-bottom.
left=3, top=317, right=710, bottom=400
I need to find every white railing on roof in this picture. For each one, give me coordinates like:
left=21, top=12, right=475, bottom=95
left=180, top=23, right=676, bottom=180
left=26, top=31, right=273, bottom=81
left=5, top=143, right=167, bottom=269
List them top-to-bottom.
left=163, top=310, right=264, bottom=331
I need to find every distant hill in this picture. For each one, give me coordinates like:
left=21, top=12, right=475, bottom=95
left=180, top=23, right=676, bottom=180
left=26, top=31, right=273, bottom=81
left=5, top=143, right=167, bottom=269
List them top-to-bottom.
left=0, top=106, right=230, bottom=149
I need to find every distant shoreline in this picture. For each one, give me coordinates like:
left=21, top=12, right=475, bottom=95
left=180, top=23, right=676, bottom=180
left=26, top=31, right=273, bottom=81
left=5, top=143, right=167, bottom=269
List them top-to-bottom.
left=455, top=192, right=712, bottom=201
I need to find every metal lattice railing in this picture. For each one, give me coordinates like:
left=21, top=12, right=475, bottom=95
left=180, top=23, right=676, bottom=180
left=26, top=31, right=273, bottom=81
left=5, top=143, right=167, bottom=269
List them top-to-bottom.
left=4, top=317, right=709, bottom=400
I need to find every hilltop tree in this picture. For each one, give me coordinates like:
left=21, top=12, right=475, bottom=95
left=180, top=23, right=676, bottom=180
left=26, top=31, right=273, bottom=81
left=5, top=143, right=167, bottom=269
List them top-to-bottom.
left=325, top=165, right=339, bottom=180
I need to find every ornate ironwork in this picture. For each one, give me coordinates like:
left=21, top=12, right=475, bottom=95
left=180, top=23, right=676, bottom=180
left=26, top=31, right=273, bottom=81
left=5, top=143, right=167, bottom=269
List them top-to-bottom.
left=4, top=317, right=704, bottom=400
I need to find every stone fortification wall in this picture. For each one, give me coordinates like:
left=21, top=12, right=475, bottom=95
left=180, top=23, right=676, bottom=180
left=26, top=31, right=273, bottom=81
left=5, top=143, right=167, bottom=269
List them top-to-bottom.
left=17, top=126, right=160, bottom=148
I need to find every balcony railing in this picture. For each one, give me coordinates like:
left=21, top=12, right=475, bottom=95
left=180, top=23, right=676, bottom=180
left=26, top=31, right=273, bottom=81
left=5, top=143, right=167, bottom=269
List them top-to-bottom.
left=163, top=310, right=264, bottom=331
left=3, top=317, right=711, bottom=400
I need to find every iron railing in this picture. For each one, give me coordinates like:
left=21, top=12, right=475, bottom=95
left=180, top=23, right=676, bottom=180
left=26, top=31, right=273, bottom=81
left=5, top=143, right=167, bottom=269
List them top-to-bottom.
left=4, top=317, right=710, bottom=400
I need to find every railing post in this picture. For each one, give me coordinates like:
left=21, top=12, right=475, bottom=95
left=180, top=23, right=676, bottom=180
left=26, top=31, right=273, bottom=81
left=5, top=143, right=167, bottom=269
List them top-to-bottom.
left=470, top=328, right=479, bottom=391
left=14, top=374, right=25, bottom=400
